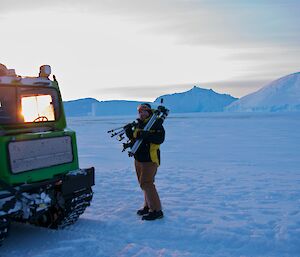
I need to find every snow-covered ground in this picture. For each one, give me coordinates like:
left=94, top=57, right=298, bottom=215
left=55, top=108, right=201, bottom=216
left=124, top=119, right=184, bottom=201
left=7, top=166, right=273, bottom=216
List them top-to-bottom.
left=2, top=112, right=300, bottom=257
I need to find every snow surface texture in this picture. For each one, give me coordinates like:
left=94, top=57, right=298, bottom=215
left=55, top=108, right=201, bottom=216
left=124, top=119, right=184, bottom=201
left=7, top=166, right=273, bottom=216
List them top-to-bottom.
left=226, top=72, right=300, bottom=112
left=2, top=113, right=300, bottom=257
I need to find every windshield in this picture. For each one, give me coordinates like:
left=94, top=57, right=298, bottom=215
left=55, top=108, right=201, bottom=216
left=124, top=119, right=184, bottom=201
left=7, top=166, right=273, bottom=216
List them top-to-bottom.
left=0, top=85, right=60, bottom=125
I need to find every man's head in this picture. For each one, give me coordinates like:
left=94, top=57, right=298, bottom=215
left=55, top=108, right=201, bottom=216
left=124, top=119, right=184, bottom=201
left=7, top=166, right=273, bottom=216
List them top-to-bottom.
left=137, top=103, right=152, bottom=121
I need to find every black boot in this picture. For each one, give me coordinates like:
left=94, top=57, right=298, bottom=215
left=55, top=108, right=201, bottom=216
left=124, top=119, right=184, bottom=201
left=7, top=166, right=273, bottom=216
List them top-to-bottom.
left=137, top=206, right=149, bottom=216
left=142, top=210, right=164, bottom=221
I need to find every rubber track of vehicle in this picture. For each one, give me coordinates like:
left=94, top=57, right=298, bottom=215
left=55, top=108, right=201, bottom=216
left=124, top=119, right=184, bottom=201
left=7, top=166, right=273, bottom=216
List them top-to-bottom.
left=56, top=190, right=93, bottom=229
left=0, top=218, right=9, bottom=246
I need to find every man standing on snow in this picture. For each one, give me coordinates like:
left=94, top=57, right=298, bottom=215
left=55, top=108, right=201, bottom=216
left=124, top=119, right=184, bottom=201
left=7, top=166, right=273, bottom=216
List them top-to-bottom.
left=125, top=103, right=165, bottom=221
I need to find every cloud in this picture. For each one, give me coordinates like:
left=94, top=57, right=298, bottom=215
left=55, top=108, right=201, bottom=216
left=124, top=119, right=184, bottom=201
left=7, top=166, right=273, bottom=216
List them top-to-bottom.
left=1, top=0, right=300, bottom=47
left=1, top=0, right=299, bottom=101
left=225, top=47, right=300, bottom=61
left=228, top=49, right=300, bottom=81
left=93, top=78, right=272, bottom=101
left=201, top=79, right=272, bottom=98
left=93, top=83, right=192, bottom=101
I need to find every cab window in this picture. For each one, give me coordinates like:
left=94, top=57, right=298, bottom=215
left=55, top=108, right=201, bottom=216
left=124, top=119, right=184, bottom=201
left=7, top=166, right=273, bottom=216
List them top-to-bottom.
left=0, top=85, right=60, bottom=125
left=19, top=87, right=59, bottom=123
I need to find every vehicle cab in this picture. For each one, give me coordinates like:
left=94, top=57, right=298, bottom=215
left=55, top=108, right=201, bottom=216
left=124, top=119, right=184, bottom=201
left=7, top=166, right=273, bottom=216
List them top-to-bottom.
left=0, top=64, right=78, bottom=185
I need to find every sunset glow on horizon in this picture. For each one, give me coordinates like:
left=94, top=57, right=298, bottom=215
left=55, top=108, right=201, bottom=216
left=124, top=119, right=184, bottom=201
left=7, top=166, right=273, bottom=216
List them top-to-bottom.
left=1, top=1, right=299, bottom=101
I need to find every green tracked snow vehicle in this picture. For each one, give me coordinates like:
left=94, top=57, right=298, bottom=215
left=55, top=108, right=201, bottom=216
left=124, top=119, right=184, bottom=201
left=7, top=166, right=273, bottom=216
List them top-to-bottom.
left=0, top=64, right=95, bottom=245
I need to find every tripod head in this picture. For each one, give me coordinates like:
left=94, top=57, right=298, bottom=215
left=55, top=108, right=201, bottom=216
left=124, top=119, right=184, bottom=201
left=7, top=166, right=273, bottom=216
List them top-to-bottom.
left=107, top=120, right=138, bottom=141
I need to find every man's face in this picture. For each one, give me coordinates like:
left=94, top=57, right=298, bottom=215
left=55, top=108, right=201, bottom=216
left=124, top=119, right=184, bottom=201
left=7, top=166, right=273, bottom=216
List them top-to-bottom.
left=138, top=109, right=150, bottom=121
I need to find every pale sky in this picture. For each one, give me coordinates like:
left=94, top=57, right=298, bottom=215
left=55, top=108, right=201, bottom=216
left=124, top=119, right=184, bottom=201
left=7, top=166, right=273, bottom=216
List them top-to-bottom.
left=1, top=0, right=299, bottom=101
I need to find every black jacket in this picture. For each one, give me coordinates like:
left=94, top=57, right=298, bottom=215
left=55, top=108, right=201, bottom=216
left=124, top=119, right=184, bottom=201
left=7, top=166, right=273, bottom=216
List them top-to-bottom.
left=125, top=116, right=165, bottom=165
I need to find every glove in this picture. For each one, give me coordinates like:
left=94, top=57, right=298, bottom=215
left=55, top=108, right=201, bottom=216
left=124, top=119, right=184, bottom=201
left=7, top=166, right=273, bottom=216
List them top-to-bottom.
left=124, top=123, right=133, bottom=130
left=124, top=123, right=135, bottom=139
left=136, top=130, right=150, bottom=139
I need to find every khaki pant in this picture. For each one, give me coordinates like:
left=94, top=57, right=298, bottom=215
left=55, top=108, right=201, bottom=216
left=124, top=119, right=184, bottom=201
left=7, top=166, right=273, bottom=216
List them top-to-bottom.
left=135, top=160, right=162, bottom=211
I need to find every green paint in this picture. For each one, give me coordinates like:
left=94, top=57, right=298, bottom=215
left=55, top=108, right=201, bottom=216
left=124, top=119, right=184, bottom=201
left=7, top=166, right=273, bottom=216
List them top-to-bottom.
left=0, top=80, right=79, bottom=186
